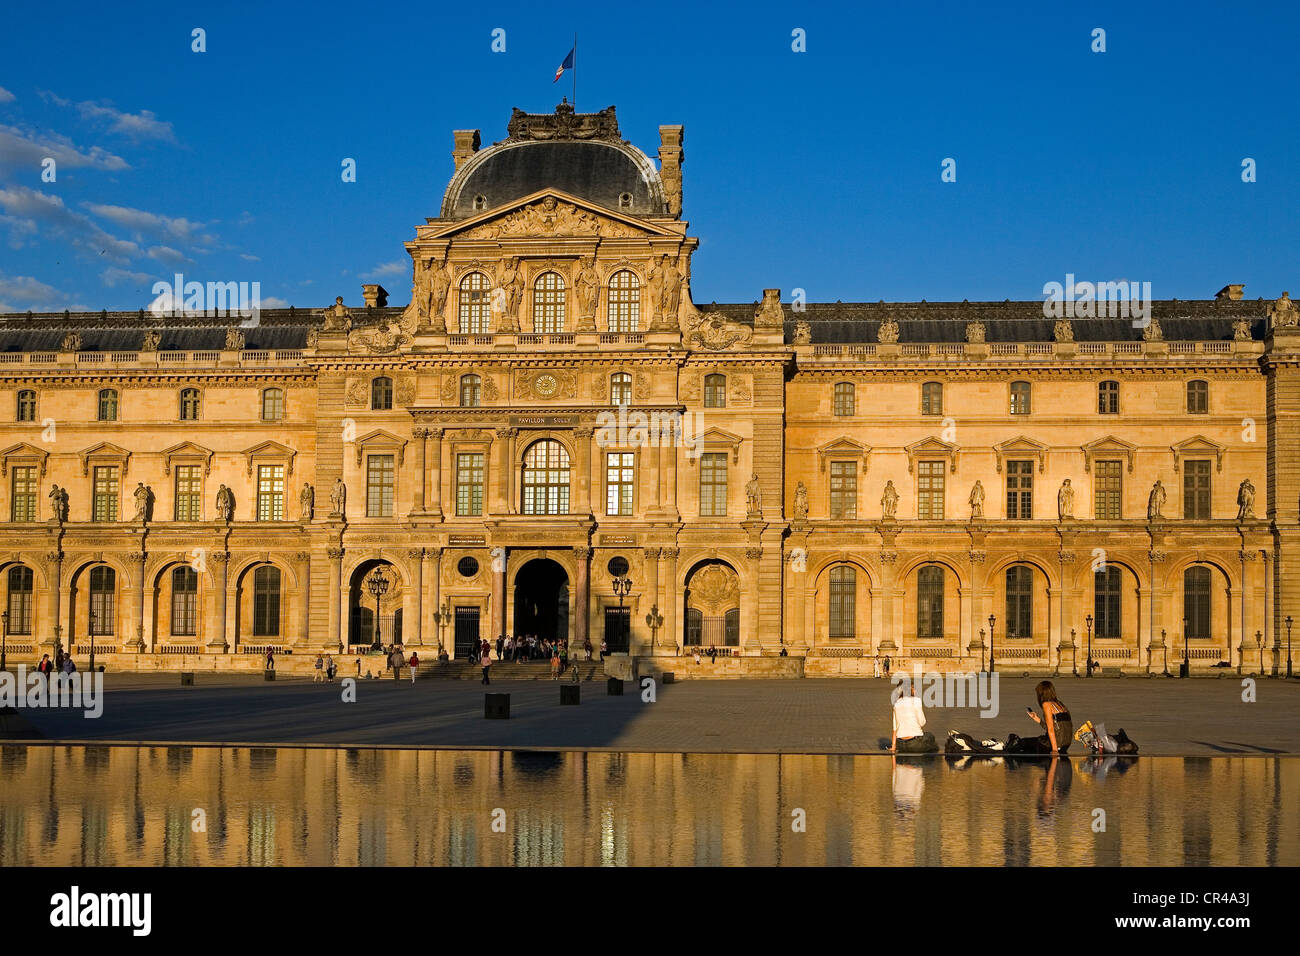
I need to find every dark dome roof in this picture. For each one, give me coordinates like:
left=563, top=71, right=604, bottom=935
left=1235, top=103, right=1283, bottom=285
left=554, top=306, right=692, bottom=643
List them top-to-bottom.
left=440, top=105, right=667, bottom=219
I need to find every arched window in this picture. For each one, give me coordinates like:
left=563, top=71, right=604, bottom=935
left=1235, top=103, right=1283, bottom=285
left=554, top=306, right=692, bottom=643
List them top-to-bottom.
left=608, top=270, right=641, bottom=332
left=458, top=272, right=491, bottom=334
left=532, top=272, right=566, bottom=333
left=610, top=372, right=632, bottom=406
left=460, top=373, right=481, bottom=408
left=704, top=373, right=726, bottom=408
left=371, top=376, right=393, bottom=410
left=1098, top=380, right=1119, bottom=414
left=1187, top=380, right=1209, bottom=414
left=1010, top=381, right=1031, bottom=415
left=834, top=382, right=855, bottom=416
left=921, top=382, right=943, bottom=416
left=97, top=388, right=118, bottom=422
left=179, top=388, right=201, bottom=421
left=261, top=388, right=284, bottom=421
left=16, top=389, right=36, bottom=422
left=521, top=439, right=571, bottom=515
left=6, top=565, right=33, bottom=634
left=253, top=565, right=281, bottom=637
left=89, top=566, right=115, bottom=635
left=171, top=566, right=198, bottom=636
left=828, top=566, right=855, bottom=640
left=917, top=566, right=944, bottom=638
left=1005, top=566, right=1033, bottom=640
left=1094, top=566, right=1121, bottom=639
left=1184, top=566, right=1212, bottom=640
left=686, top=607, right=703, bottom=646
left=724, top=608, right=740, bottom=647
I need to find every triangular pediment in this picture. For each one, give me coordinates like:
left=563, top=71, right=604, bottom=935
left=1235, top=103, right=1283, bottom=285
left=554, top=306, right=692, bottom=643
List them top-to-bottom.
left=421, top=189, right=682, bottom=242
left=693, top=427, right=743, bottom=463
left=354, top=429, right=409, bottom=467
left=994, top=435, right=1048, bottom=473
left=1082, top=435, right=1136, bottom=473
left=1171, top=435, right=1225, bottom=472
left=905, top=436, right=959, bottom=473
left=818, top=437, right=871, bottom=472
left=241, top=440, right=297, bottom=476
left=0, top=441, right=50, bottom=476
left=78, top=441, right=132, bottom=475
left=160, top=441, right=215, bottom=475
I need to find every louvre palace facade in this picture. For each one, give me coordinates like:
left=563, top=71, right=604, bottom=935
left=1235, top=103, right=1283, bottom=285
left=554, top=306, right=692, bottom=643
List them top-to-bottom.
left=1, top=101, right=1297, bottom=677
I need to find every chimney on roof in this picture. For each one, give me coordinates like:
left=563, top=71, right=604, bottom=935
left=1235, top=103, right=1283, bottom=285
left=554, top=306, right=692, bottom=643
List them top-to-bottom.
left=658, top=125, right=684, bottom=217
left=452, top=129, right=481, bottom=170
left=362, top=284, right=388, bottom=308
left=1216, top=284, right=1244, bottom=301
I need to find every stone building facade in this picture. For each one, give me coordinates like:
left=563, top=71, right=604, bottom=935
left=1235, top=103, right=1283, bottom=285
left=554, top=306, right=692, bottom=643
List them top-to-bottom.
left=0, top=102, right=1295, bottom=675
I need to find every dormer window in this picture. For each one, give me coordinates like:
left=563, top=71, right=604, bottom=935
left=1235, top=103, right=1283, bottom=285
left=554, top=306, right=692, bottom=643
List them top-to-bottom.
left=618, top=192, right=633, bottom=210
left=472, top=195, right=488, bottom=211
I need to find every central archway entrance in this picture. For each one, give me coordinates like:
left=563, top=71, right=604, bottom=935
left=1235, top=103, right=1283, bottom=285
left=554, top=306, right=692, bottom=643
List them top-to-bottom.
left=513, top=558, right=569, bottom=643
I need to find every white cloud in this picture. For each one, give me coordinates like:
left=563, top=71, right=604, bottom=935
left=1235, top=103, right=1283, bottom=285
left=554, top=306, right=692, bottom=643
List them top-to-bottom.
left=0, top=87, right=15, bottom=104
left=74, top=100, right=176, bottom=143
left=0, top=123, right=130, bottom=171
left=0, top=185, right=139, bottom=262
left=83, top=202, right=211, bottom=244
left=237, top=211, right=255, bottom=226
left=146, top=244, right=191, bottom=266
left=239, top=253, right=260, bottom=262
left=369, top=260, right=408, bottom=278
left=101, top=267, right=151, bottom=288
left=0, top=274, right=82, bottom=313
left=260, top=296, right=290, bottom=308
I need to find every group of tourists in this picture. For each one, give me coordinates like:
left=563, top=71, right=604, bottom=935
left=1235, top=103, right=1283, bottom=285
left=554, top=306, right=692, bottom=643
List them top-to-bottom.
left=473, top=634, right=605, bottom=665
left=34, top=651, right=79, bottom=677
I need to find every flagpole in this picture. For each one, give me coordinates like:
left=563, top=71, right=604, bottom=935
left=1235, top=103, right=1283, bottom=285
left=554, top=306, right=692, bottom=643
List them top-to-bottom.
left=572, top=33, right=577, bottom=111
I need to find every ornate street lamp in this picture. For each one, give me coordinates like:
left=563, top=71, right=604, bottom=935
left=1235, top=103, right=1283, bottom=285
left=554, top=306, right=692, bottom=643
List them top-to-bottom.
left=608, top=557, right=632, bottom=653
left=365, top=566, right=390, bottom=652
left=433, top=601, right=451, bottom=656
left=644, top=604, right=664, bottom=652
left=88, top=607, right=97, bottom=673
left=1, top=610, right=7, bottom=672
left=1085, top=613, right=1094, bottom=678
left=987, top=614, right=996, bottom=674
left=1287, top=615, right=1293, bottom=679
left=1182, top=617, right=1190, bottom=678
left=977, top=628, right=986, bottom=672
left=1070, top=628, right=1077, bottom=677
left=1161, top=628, right=1168, bottom=676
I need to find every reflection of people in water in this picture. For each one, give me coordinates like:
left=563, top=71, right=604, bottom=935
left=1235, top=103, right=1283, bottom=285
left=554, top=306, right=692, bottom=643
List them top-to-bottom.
left=1080, top=754, right=1135, bottom=781
left=892, top=755, right=925, bottom=817
left=1036, top=755, right=1073, bottom=818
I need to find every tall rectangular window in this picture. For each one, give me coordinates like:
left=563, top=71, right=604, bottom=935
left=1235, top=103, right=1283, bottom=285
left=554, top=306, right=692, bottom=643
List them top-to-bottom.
left=1098, top=380, right=1119, bottom=414
left=1010, top=381, right=1031, bottom=415
left=606, top=452, right=634, bottom=516
left=699, top=452, right=728, bottom=517
left=456, top=453, right=484, bottom=516
left=366, top=454, right=395, bottom=517
left=917, top=460, right=944, bottom=519
left=1006, top=460, right=1033, bottom=519
left=1094, top=460, right=1122, bottom=519
left=1183, top=460, right=1211, bottom=519
left=829, top=461, right=857, bottom=518
left=256, top=464, right=285, bottom=521
left=174, top=465, right=202, bottom=521
left=10, top=466, right=36, bottom=522
left=93, top=466, right=119, bottom=522
left=7, top=566, right=33, bottom=634
left=253, top=566, right=281, bottom=637
left=828, top=566, right=856, bottom=640
left=917, top=566, right=944, bottom=638
left=1005, top=566, right=1033, bottom=640
left=1095, top=567, right=1122, bottom=639
left=1184, top=567, right=1212, bottom=640
left=171, top=568, right=198, bottom=636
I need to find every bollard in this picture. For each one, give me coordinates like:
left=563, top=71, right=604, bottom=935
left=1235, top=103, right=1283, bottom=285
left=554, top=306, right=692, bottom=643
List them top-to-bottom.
left=264, top=670, right=276, bottom=682
left=180, top=672, right=194, bottom=686
left=662, top=672, right=675, bottom=684
left=606, top=677, right=624, bottom=696
left=560, top=684, right=580, bottom=705
left=485, top=693, right=510, bottom=719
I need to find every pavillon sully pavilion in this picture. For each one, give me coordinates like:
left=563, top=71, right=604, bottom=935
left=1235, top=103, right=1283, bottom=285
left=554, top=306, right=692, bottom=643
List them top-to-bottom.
left=2, top=102, right=1298, bottom=676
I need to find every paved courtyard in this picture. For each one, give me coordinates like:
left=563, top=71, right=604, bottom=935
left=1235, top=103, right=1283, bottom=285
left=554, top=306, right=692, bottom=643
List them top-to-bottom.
left=6, top=673, right=1300, bottom=755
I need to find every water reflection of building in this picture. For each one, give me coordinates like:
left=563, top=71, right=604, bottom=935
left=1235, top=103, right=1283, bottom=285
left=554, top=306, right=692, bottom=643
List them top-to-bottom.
left=0, top=746, right=1296, bottom=866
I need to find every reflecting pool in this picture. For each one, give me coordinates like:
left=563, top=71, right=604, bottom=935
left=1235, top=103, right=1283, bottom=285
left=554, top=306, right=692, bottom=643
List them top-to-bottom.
left=0, top=746, right=1295, bottom=865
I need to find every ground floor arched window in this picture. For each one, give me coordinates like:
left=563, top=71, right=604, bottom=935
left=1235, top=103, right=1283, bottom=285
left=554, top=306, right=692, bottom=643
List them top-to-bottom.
left=6, top=565, right=33, bottom=634
left=828, top=565, right=855, bottom=639
left=917, top=565, right=944, bottom=638
left=1005, top=565, right=1033, bottom=639
left=1184, top=566, right=1212, bottom=640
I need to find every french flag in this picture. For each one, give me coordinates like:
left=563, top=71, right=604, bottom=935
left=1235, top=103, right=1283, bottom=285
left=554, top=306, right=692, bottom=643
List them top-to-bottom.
left=554, top=47, right=574, bottom=82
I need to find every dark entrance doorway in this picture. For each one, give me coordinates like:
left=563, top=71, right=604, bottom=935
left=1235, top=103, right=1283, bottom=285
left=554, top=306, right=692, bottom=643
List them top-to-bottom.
left=513, top=559, right=569, bottom=643
left=454, top=606, right=480, bottom=658
left=604, top=607, right=630, bottom=653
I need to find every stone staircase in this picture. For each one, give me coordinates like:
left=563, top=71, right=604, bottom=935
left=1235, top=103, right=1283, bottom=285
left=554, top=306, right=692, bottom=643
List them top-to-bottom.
left=414, top=659, right=609, bottom=681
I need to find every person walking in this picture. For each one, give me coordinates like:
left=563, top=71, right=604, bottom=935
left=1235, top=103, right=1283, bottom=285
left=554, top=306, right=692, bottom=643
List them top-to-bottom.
left=599, top=638, right=607, bottom=661
left=583, top=639, right=593, bottom=661
left=389, top=646, right=403, bottom=682
left=265, top=648, right=275, bottom=671
left=550, top=649, right=561, bottom=680
left=481, top=650, right=492, bottom=685
left=408, top=651, right=419, bottom=683
left=313, top=653, right=325, bottom=682
left=62, top=655, right=76, bottom=675
left=325, top=655, right=336, bottom=682
left=882, top=655, right=891, bottom=679
left=355, top=656, right=362, bottom=677
left=891, top=680, right=938, bottom=753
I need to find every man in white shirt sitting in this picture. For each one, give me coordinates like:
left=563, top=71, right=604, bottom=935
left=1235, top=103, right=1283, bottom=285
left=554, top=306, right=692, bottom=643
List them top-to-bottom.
left=891, top=680, right=938, bottom=753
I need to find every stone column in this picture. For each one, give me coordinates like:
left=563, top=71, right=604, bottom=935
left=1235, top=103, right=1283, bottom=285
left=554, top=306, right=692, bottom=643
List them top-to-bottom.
left=411, top=427, right=428, bottom=514
left=574, top=427, right=593, bottom=516
left=428, top=428, right=444, bottom=517
left=492, top=429, right=515, bottom=515
left=665, top=442, right=679, bottom=519
left=648, top=443, right=662, bottom=513
left=327, top=546, right=344, bottom=652
left=575, top=546, right=591, bottom=647
left=744, top=546, right=763, bottom=653
left=428, top=547, right=443, bottom=652
left=492, top=547, right=507, bottom=643
left=662, top=547, right=679, bottom=654
left=409, top=548, right=425, bottom=646
left=644, top=548, right=661, bottom=652
left=42, top=550, right=63, bottom=657
left=134, top=550, right=148, bottom=652
left=209, top=551, right=228, bottom=652
left=877, top=551, right=898, bottom=658
left=297, top=552, right=311, bottom=647
left=1057, top=553, right=1074, bottom=673
left=223, top=556, right=238, bottom=653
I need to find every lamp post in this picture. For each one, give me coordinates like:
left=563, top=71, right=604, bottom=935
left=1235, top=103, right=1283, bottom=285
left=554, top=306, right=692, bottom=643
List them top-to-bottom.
left=365, top=566, right=390, bottom=652
left=612, top=574, right=632, bottom=653
left=433, top=601, right=451, bottom=656
left=644, top=604, right=664, bottom=653
left=88, top=607, right=96, bottom=673
left=1, top=610, right=7, bottom=672
left=1085, top=613, right=1094, bottom=678
left=987, top=614, right=996, bottom=674
left=1287, top=615, right=1293, bottom=679
left=1182, top=617, right=1190, bottom=678
left=978, top=628, right=986, bottom=672
left=1070, top=628, right=1077, bottom=676
left=1161, top=628, right=1168, bottom=676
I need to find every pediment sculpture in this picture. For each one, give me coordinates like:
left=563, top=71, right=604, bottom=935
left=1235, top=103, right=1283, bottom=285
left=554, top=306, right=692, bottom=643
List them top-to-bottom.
left=684, top=310, right=754, bottom=351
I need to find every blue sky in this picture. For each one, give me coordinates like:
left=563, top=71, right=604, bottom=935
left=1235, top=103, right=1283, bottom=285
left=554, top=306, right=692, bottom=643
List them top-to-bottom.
left=1, top=0, right=1297, bottom=313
